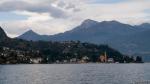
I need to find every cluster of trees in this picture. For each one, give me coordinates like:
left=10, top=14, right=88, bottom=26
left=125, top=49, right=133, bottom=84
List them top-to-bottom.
left=123, top=56, right=143, bottom=63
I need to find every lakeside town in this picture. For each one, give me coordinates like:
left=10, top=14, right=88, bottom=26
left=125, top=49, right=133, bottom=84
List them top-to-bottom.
left=0, top=45, right=143, bottom=64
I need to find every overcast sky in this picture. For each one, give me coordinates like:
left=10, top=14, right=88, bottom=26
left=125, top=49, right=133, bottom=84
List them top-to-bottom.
left=0, top=0, right=150, bottom=37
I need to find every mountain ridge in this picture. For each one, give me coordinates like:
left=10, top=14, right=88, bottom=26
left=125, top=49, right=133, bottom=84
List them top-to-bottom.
left=17, top=19, right=150, bottom=58
left=18, top=29, right=50, bottom=41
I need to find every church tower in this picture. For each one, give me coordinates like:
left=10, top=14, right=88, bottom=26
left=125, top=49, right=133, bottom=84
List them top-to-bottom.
left=104, top=51, right=107, bottom=63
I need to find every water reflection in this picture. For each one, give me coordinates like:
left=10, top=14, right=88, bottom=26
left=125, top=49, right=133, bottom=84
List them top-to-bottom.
left=0, top=64, right=150, bottom=84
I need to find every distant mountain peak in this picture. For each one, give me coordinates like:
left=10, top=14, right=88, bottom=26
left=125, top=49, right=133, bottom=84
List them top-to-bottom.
left=80, top=19, right=99, bottom=28
left=82, top=19, right=99, bottom=25
left=100, top=20, right=122, bottom=24
left=109, top=20, right=121, bottom=23
left=137, top=23, right=150, bottom=30
left=140, top=23, right=150, bottom=26
left=141, top=23, right=150, bottom=25
left=0, top=26, right=8, bottom=40
left=0, top=26, right=3, bottom=31
left=18, top=29, right=41, bottom=41
left=24, top=29, right=38, bottom=35
left=28, top=29, right=34, bottom=32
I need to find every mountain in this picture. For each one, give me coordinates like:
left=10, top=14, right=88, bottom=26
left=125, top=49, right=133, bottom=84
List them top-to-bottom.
left=18, top=19, right=150, bottom=59
left=18, top=19, right=139, bottom=42
left=79, top=19, right=99, bottom=28
left=49, top=20, right=138, bottom=42
left=108, top=23, right=150, bottom=53
left=0, top=26, right=8, bottom=40
left=0, top=27, right=130, bottom=64
left=116, top=29, right=150, bottom=53
left=18, top=30, right=49, bottom=41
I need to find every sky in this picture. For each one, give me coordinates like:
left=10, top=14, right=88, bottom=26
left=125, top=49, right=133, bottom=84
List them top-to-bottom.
left=0, top=0, right=150, bottom=37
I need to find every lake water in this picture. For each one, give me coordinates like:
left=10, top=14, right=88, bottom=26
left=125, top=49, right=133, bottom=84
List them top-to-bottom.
left=0, top=64, right=150, bottom=84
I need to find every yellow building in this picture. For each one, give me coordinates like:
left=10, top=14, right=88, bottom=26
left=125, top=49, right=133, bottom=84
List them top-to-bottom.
left=99, top=51, right=107, bottom=63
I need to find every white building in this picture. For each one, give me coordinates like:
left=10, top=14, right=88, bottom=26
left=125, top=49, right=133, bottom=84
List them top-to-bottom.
left=30, top=58, right=42, bottom=64
left=70, top=58, right=77, bottom=62
left=107, top=58, right=114, bottom=63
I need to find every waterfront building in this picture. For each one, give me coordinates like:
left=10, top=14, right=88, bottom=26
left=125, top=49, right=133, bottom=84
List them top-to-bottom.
left=100, top=51, right=107, bottom=63
left=81, top=56, right=89, bottom=63
left=30, top=57, right=42, bottom=64
left=107, top=58, right=114, bottom=63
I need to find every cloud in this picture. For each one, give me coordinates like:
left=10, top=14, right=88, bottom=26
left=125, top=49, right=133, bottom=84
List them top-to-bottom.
left=0, top=0, right=150, bottom=38
left=0, top=0, right=68, bottom=18
left=73, top=0, right=150, bottom=24
left=0, top=20, right=29, bottom=36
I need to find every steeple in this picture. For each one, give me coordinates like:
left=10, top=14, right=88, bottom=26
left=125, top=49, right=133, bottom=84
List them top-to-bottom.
left=104, top=51, right=107, bottom=63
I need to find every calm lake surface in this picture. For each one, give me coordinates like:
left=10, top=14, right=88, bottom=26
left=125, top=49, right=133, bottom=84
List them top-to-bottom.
left=0, top=64, right=150, bottom=84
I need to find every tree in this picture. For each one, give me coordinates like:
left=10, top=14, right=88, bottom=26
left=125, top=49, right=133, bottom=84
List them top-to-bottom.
left=135, top=56, right=143, bottom=63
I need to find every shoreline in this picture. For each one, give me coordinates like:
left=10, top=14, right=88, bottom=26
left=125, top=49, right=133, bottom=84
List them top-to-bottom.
left=0, top=62, right=145, bottom=65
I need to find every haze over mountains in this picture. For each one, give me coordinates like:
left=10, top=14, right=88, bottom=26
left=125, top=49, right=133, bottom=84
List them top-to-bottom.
left=18, top=19, right=150, bottom=61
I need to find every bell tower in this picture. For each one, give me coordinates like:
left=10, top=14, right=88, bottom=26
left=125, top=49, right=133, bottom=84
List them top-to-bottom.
left=104, top=51, right=107, bottom=63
